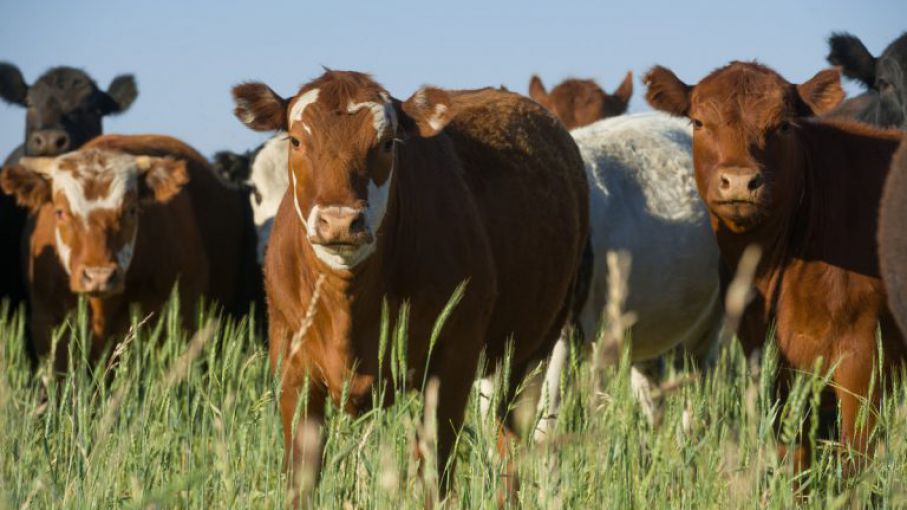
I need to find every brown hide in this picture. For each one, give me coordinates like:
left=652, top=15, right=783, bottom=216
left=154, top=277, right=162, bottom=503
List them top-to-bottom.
left=644, top=61, right=905, bottom=468
left=244, top=73, right=587, bottom=490
left=879, top=136, right=907, bottom=337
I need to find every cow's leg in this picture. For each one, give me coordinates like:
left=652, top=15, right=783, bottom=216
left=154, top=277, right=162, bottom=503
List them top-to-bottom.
left=533, top=333, right=570, bottom=442
left=832, top=337, right=877, bottom=475
left=430, top=351, right=481, bottom=493
left=278, top=367, right=327, bottom=508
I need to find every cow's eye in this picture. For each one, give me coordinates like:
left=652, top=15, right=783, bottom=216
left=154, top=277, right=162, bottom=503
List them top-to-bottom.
left=691, top=118, right=703, bottom=129
left=778, top=121, right=791, bottom=133
left=289, top=136, right=301, bottom=148
left=382, top=138, right=394, bottom=153
left=126, top=205, right=139, bottom=218
left=54, top=208, right=68, bottom=220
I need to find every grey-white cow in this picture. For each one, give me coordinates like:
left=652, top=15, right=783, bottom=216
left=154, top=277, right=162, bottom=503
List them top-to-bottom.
left=533, top=112, right=723, bottom=440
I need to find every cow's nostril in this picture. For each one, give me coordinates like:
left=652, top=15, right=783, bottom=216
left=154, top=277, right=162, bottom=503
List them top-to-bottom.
left=53, top=133, right=69, bottom=150
left=748, top=173, right=764, bottom=191
left=719, top=175, right=731, bottom=190
left=349, top=214, right=366, bottom=234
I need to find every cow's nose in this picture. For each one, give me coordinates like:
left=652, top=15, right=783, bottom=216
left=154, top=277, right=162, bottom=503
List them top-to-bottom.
left=27, top=129, right=71, bottom=156
left=718, top=169, right=764, bottom=199
left=312, top=206, right=371, bottom=245
left=80, top=265, right=119, bottom=293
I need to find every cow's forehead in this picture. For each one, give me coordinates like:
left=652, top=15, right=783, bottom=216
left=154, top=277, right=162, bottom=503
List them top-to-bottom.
left=692, top=65, right=793, bottom=128
left=288, top=79, right=396, bottom=140
left=51, top=150, right=138, bottom=215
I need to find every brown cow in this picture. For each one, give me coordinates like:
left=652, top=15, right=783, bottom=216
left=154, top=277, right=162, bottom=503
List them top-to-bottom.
left=644, top=61, right=906, bottom=469
left=231, top=70, right=588, bottom=494
left=528, top=71, right=633, bottom=129
left=0, top=135, right=260, bottom=370
left=879, top=135, right=907, bottom=337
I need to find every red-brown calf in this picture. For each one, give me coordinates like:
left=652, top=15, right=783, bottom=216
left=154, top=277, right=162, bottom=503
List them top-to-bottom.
left=644, top=61, right=906, bottom=467
left=529, top=72, right=633, bottom=129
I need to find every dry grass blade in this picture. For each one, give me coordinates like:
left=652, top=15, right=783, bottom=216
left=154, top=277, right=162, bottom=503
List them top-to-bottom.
left=723, top=244, right=762, bottom=335
left=592, top=251, right=636, bottom=396
left=283, top=273, right=326, bottom=388
left=418, top=377, right=440, bottom=508
left=289, top=420, right=322, bottom=509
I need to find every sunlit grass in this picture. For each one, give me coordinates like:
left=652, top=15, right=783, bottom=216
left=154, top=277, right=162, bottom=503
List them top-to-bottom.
left=1, top=297, right=906, bottom=509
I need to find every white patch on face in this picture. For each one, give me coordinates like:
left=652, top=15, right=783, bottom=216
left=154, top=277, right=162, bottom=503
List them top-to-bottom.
left=289, top=88, right=320, bottom=128
left=347, top=93, right=397, bottom=135
left=428, top=103, right=448, bottom=132
left=302, top=123, right=312, bottom=135
left=51, top=153, right=138, bottom=221
left=365, top=167, right=393, bottom=239
left=290, top=169, right=306, bottom=226
left=54, top=227, right=72, bottom=275
left=311, top=243, right=375, bottom=271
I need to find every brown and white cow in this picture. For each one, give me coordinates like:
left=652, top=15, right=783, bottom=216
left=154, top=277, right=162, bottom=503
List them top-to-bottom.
left=644, top=61, right=906, bottom=469
left=232, top=70, right=588, bottom=492
left=528, top=71, right=633, bottom=129
left=0, top=135, right=261, bottom=370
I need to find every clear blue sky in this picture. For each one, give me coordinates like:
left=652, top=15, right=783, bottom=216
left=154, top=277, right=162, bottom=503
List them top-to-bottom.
left=1, top=0, right=904, bottom=158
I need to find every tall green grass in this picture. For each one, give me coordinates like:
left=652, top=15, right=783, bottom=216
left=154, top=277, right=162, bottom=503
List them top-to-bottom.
left=2, top=298, right=906, bottom=509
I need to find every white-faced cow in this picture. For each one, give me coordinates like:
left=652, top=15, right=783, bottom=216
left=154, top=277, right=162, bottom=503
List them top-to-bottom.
left=825, top=32, right=907, bottom=130
left=0, top=63, right=137, bottom=327
left=231, top=70, right=588, bottom=495
left=528, top=72, right=634, bottom=130
left=533, top=112, right=723, bottom=438
left=0, top=135, right=262, bottom=370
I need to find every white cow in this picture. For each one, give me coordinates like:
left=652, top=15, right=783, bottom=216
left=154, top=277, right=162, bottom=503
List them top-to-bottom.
left=532, top=112, right=722, bottom=440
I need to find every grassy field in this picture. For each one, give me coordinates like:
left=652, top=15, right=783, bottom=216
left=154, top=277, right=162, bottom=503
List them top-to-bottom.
left=2, top=296, right=907, bottom=510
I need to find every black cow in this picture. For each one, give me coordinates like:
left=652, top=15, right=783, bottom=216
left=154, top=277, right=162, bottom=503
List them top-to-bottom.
left=826, top=32, right=907, bottom=129
left=0, top=63, right=137, bottom=324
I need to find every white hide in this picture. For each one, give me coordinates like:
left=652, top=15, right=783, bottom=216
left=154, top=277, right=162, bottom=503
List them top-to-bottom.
left=533, top=112, right=723, bottom=440
left=247, top=135, right=290, bottom=262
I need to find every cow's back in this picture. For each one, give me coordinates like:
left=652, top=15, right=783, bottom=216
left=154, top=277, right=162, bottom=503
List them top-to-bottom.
left=445, top=89, right=589, bottom=367
left=571, top=112, right=720, bottom=361
left=84, top=135, right=262, bottom=317
left=880, top=135, right=907, bottom=337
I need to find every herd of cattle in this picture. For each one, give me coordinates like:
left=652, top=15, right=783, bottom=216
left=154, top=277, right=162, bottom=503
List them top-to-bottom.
left=1, top=31, right=906, bottom=494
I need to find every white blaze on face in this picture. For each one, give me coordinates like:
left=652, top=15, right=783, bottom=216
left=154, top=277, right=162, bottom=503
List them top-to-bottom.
left=289, top=88, right=320, bottom=129
left=48, top=151, right=141, bottom=275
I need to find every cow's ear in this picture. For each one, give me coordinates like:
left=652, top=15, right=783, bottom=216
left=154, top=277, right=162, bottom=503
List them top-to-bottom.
left=827, top=33, right=877, bottom=88
left=0, top=63, right=28, bottom=107
left=644, top=66, right=692, bottom=117
left=798, top=68, right=845, bottom=115
left=612, top=71, right=634, bottom=109
left=98, top=74, right=138, bottom=115
left=528, top=75, right=548, bottom=104
left=232, top=82, right=288, bottom=132
left=399, top=87, right=454, bottom=137
left=135, top=156, right=189, bottom=204
left=0, top=161, right=52, bottom=212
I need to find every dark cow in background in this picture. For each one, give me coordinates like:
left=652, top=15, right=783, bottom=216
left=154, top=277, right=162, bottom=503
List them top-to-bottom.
left=826, top=32, right=907, bottom=129
left=645, top=61, right=906, bottom=471
left=0, top=63, right=137, bottom=322
left=232, top=70, right=588, bottom=495
left=528, top=71, right=633, bottom=129
left=0, top=134, right=262, bottom=370
left=880, top=136, right=907, bottom=337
